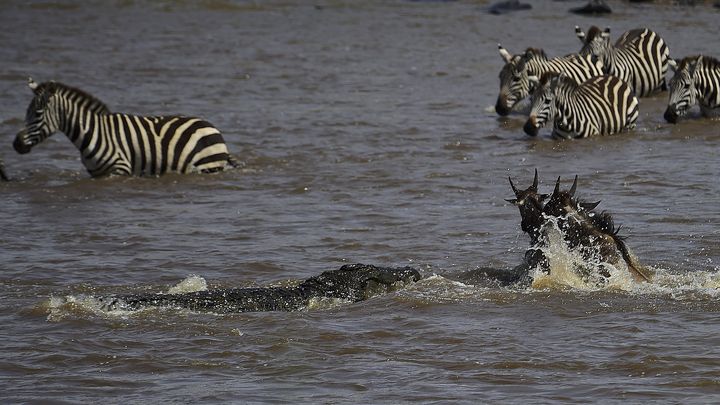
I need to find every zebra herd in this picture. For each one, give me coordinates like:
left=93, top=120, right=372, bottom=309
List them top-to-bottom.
left=2, top=24, right=719, bottom=179
left=497, top=25, right=720, bottom=139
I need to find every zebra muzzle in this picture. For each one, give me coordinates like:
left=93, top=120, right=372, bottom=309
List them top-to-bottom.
left=495, top=96, right=511, bottom=116
left=663, top=106, right=679, bottom=124
left=523, top=116, right=539, bottom=136
left=13, top=129, right=33, bottom=154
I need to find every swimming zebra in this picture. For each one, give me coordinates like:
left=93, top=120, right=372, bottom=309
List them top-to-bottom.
left=575, top=26, right=670, bottom=97
left=495, top=45, right=603, bottom=116
left=664, top=55, right=720, bottom=123
left=523, top=72, right=639, bottom=139
left=13, top=79, right=237, bottom=177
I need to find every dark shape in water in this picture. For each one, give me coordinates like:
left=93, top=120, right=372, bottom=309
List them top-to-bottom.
left=488, top=0, right=532, bottom=15
left=570, top=0, right=611, bottom=14
left=0, top=159, right=8, bottom=181
left=98, top=263, right=421, bottom=313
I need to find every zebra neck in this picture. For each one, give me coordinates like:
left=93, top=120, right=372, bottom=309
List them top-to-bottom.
left=525, top=56, right=554, bottom=76
left=58, top=103, right=116, bottom=175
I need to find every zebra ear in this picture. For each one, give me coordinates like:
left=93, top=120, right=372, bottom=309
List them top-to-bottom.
left=575, top=26, right=586, bottom=43
left=602, top=27, right=611, bottom=38
left=498, top=44, right=513, bottom=64
left=688, top=56, right=702, bottom=76
left=667, top=58, right=678, bottom=72
left=28, top=77, right=39, bottom=92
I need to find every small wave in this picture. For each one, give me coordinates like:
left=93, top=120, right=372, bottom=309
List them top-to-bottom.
left=166, top=275, right=207, bottom=294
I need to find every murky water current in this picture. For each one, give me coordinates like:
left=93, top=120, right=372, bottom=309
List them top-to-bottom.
left=1, top=1, right=719, bottom=403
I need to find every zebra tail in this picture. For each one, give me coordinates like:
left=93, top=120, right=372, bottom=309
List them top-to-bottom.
left=613, top=235, right=652, bottom=282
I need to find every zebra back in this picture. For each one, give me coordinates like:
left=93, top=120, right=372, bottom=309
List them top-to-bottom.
left=577, top=26, right=670, bottom=97
left=551, top=74, right=639, bottom=138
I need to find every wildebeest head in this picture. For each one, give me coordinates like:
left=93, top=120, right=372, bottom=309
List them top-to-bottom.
left=575, top=25, right=611, bottom=66
left=496, top=45, right=540, bottom=116
left=664, top=56, right=701, bottom=124
left=507, top=169, right=549, bottom=243
left=301, top=263, right=421, bottom=302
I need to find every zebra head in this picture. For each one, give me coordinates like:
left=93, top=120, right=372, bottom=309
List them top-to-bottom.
left=576, top=26, right=611, bottom=67
left=496, top=44, right=532, bottom=116
left=664, top=56, right=701, bottom=124
left=524, top=72, right=557, bottom=136
left=14, top=78, right=60, bottom=154
left=507, top=169, right=548, bottom=242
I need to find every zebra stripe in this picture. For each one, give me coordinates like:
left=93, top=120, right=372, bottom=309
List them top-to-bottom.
left=576, top=26, right=670, bottom=97
left=495, top=45, right=603, bottom=116
left=664, top=55, right=720, bottom=123
left=523, top=73, right=639, bottom=139
left=13, top=80, right=235, bottom=177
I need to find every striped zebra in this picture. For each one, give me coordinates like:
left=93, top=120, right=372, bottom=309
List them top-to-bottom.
left=575, top=26, right=670, bottom=97
left=495, top=45, right=603, bottom=116
left=664, top=55, right=720, bottom=123
left=523, top=72, right=639, bottom=139
left=13, top=79, right=237, bottom=177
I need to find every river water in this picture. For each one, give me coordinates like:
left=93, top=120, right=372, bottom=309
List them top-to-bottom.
left=1, top=0, right=719, bottom=403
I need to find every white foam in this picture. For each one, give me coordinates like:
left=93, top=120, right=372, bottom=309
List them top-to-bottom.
left=167, top=275, right=208, bottom=294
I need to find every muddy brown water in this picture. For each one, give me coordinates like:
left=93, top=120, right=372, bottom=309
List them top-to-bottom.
left=1, top=1, right=719, bottom=403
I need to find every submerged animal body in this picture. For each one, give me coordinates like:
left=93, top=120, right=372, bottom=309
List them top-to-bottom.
left=495, top=46, right=603, bottom=116
left=664, top=55, right=720, bottom=123
left=14, top=78, right=236, bottom=177
left=507, top=172, right=651, bottom=284
left=97, top=263, right=421, bottom=313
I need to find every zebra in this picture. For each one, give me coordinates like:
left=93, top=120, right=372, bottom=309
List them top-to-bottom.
left=575, top=25, right=670, bottom=97
left=495, top=45, right=603, bottom=116
left=664, top=55, right=720, bottom=123
left=523, top=72, right=639, bottom=139
left=13, top=78, right=237, bottom=177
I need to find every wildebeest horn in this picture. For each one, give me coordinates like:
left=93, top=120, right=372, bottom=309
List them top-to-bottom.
left=531, top=169, right=539, bottom=191
left=569, top=175, right=578, bottom=196
left=508, top=176, right=519, bottom=194
left=553, top=176, right=561, bottom=195
left=580, top=201, right=601, bottom=211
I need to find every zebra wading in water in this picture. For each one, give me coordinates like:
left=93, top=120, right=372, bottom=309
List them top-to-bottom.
left=575, top=26, right=670, bottom=97
left=495, top=45, right=603, bottom=116
left=664, top=55, right=720, bottom=123
left=523, top=72, right=639, bottom=139
left=13, top=79, right=237, bottom=177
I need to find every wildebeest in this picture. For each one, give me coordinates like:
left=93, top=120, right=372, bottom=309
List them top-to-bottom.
left=507, top=171, right=652, bottom=284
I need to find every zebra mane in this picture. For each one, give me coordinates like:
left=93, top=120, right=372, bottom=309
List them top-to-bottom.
left=584, top=26, right=604, bottom=42
left=523, top=47, right=548, bottom=60
left=678, top=55, right=720, bottom=71
left=34, top=81, right=111, bottom=114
